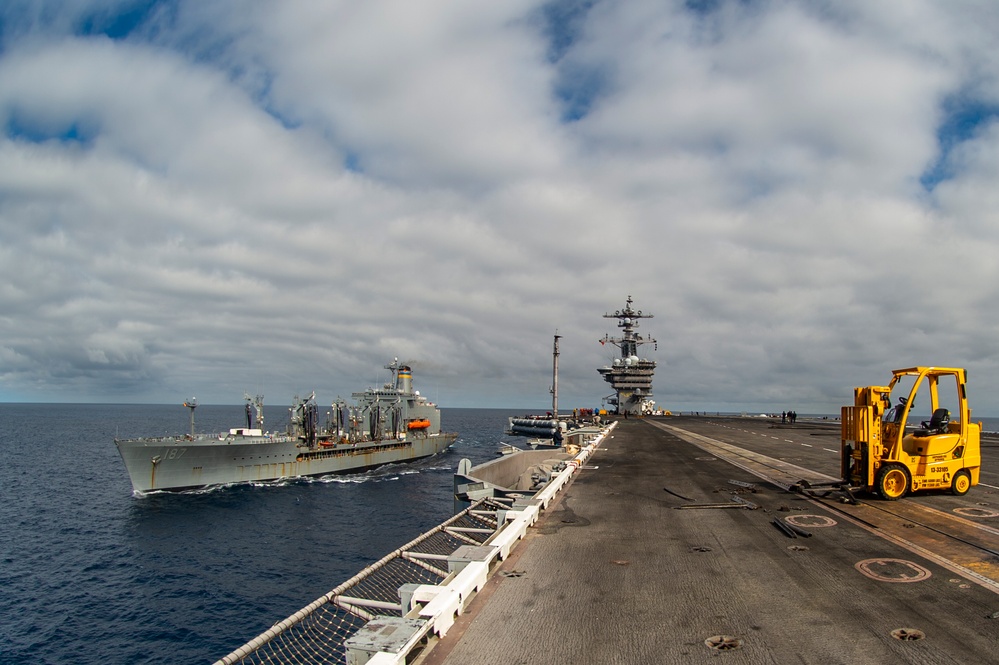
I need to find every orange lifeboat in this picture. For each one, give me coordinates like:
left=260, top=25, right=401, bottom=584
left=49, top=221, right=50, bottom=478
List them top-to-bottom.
left=407, top=419, right=431, bottom=430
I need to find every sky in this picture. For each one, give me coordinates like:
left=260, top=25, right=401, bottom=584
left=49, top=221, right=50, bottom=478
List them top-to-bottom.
left=2, top=1, right=999, bottom=415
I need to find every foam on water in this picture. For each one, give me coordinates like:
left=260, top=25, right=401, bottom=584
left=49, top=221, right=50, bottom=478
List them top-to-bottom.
left=0, top=404, right=518, bottom=665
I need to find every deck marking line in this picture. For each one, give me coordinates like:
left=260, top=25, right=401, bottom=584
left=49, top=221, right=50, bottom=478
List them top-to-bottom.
left=650, top=420, right=999, bottom=597
left=647, top=421, right=837, bottom=491
left=809, top=497, right=999, bottom=596
left=896, top=501, right=999, bottom=537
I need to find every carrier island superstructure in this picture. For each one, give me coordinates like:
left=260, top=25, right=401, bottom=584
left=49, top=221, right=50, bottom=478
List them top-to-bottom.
left=598, top=296, right=657, bottom=415
left=114, top=360, right=457, bottom=493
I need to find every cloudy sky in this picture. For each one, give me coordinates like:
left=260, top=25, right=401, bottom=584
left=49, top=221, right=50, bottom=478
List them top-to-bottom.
left=2, top=0, right=999, bottom=415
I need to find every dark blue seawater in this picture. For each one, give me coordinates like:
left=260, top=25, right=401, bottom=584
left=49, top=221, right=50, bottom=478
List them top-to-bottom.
left=0, top=404, right=520, bottom=665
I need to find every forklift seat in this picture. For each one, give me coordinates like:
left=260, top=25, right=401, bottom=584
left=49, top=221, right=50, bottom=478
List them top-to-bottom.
left=916, top=408, right=950, bottom=436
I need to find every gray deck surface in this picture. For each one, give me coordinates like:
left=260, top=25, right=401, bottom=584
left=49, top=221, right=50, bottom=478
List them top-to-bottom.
left=422, top=416, right=999, bottom=665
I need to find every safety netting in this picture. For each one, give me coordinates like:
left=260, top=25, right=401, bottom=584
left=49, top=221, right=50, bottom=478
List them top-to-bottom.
left=213, top=499, right=507, bottom=665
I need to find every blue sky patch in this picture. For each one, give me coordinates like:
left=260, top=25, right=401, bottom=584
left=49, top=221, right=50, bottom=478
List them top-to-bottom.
left=0, top=0, right=175, bottom=54
left=76, top=0, right=169, bottom=41
left=540, top=0, right=606, bottom=122
left=541, top=0, right=596, bottom=63
left=553, top=61, right=608, bottom=123
left=921, top=94, right=999, bottom=190
left=5, top=112, right=98, bottom=146
left=344, top=151, right=363, bottom=173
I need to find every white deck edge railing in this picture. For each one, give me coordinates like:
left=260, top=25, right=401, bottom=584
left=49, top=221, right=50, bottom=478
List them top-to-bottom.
left=215, top=421, right=616, bottom=665
left=352, top=422, right=617, bottom=664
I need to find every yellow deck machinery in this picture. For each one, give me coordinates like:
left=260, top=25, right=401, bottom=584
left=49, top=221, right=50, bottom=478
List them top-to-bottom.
left=837, top=367, right=981, bottom=500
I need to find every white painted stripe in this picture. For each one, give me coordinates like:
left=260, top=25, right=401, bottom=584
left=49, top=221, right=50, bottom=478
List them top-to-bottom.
left=651, top=420, right=999, bottom=597
left=809, top=500, right=999, bottom=597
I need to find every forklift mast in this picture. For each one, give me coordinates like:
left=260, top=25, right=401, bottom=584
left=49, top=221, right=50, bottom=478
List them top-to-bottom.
left=842, top=384, right=891, bottom=488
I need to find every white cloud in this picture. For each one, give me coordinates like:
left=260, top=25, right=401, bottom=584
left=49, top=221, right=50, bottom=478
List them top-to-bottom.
left=1, top=1, right=999, bottom=414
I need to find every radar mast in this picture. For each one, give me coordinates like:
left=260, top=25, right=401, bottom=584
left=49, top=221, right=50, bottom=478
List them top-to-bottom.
left=597, top=296, right=657, bottom=415
left=551, top=332, right=561, bottom=418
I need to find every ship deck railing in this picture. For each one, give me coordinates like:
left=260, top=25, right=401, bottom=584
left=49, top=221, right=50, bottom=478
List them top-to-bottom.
left=212, top=423, right=615, bottom=665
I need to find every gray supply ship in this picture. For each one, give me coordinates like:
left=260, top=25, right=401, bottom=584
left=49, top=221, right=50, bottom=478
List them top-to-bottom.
left=598, top=295, right=657, bottom=415
left=114, top=360, right=457, bottom=494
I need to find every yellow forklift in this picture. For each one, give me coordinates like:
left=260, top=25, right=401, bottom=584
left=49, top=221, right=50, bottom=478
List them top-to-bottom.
left=837, top=367, right=981, bottom=500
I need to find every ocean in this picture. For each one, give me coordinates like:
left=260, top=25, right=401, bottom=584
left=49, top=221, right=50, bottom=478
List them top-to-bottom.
left=0, top=404, right=520, bottom=665
left=4, top=405, right=997, bottom=664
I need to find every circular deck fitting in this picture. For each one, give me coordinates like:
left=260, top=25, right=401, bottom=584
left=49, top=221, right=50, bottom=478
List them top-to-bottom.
left=954, top=506, right=999, bottom=518
left=785, top=514, right=837, bottom=528
left=855, top=559, right=932, bottom=583
left=891, top=628, right=925, bottom=641
left=704, top=635, right=743, bottom=651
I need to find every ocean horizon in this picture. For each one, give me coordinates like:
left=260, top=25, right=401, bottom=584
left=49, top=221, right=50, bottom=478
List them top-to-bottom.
left=0, top=404, right=520, bottom=664
left=4, top=404, right=997, bottom=664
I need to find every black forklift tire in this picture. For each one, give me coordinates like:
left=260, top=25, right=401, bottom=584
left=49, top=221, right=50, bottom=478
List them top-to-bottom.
left=876, top=463, right=910, bottom=501
left=951, top=469, right=971, bottom=496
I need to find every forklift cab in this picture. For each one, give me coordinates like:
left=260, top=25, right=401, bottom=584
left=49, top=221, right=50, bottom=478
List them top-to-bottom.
left=889, top=371, right=965, bottom=459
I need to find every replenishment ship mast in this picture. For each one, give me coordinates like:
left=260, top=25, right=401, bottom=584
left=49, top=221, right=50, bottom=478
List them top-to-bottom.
left=598, top=296, right=657, bottom=415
